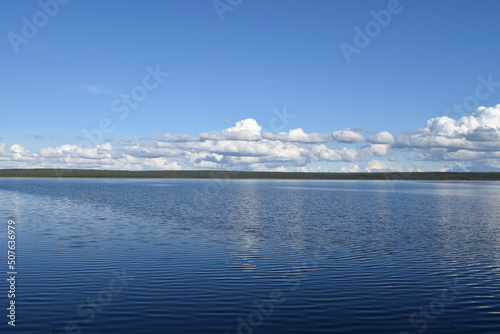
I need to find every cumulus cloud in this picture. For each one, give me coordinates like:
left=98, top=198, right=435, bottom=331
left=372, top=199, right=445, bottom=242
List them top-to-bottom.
left=397, top=104, right=500, bottom=168
left=398, top=104, right=500, bottom=150
left=3, top=106, right=500, bottom=171
left=200, top=118, right=262, bottom=141
left=0, top=119, right=379, bottom=171
left=262, top=128, right=328, bottom=143
left=331, top=129, right=364, bottom=143
left=367, top=131, right=394, bottom=144
left=146, top=133, right=197, bottom=142
left=118, top=140, right=137, bottom=146
left=0, top=142, right=181, bottom=170
left=365, top=144, right=391, bottom=156
left=311, top=145, right=358, bottom=162
left=364, top=160, right=403, bottom=172
left=339, top=164, right=360, bottom=173
left=295, top=166, right=332, bottom=172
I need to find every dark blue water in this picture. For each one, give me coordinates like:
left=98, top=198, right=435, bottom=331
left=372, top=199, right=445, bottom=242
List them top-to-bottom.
left=0, top=178, right=499, bottom=334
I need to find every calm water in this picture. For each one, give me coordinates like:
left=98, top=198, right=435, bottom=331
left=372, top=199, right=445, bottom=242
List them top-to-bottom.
left=0, top=178, right=499, bottom=334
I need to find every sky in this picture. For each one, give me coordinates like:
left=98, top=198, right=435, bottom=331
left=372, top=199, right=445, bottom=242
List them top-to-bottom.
left=1, top=0, right=500, bottom=172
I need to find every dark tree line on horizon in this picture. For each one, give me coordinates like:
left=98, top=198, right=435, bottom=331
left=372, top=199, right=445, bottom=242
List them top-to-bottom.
left=0, top=169, right=499, bottom=180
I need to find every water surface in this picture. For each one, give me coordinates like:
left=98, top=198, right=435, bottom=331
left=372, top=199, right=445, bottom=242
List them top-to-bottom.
left=0, top=178, right=499, bottom=333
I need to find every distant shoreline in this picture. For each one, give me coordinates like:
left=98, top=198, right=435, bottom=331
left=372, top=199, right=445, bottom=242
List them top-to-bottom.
left=0, top=169, right=500, bottom=181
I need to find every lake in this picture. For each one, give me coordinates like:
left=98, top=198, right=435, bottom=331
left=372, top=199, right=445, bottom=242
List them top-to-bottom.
left=0, top=178, right=499, bottom=334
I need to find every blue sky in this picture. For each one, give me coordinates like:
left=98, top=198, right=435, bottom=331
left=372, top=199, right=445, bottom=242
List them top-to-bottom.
left=1, top=0, right=500, bottom=172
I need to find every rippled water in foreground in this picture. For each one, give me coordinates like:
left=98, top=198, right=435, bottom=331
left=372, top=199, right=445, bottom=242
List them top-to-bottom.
left=0, top=178, right=499, bottom=334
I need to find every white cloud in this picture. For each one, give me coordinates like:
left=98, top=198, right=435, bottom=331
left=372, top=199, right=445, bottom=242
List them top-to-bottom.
left=396, top=104, right=500, bottom=170
left=399, top=104, right=500, bottom=151
left=3, top=106, right=500, bottom=172
left=0, top=118, right=372, bottom=170
left=200, top=118, right=262, bottom=141
left=224, top=118, right=262, bottom=136
left=262, top=128, right=328, bottom=143
left=331, top=129, right=364, bottom=143
left=367, top=131, right=394, bottom=144
left=148, top=133, right=197, bottom=142
left=0, top=142, right=182, bottom=171
left=40, top=143, right=113, bottom=159
left=10, top=144, right=29, bottom=155
left=365, top=144, right=390, bottom=156
left=311, top=145, right=358, bottom=162
left=364, top=160, right=403, bottom=172
left=439, top=163, right=468, bottom=172
left=339, top=164, right=360, bottom=172
left=274, top=166, right=289, bottom=172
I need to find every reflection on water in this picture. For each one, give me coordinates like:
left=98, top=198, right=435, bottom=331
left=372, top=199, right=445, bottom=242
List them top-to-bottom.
left=0, top=178, right=499, bottom=334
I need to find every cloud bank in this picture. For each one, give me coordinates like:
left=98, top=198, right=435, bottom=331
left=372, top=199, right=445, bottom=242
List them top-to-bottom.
left=2, top=104, right=500, bottom=172
left=395, top=104, right=500, bottom=170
